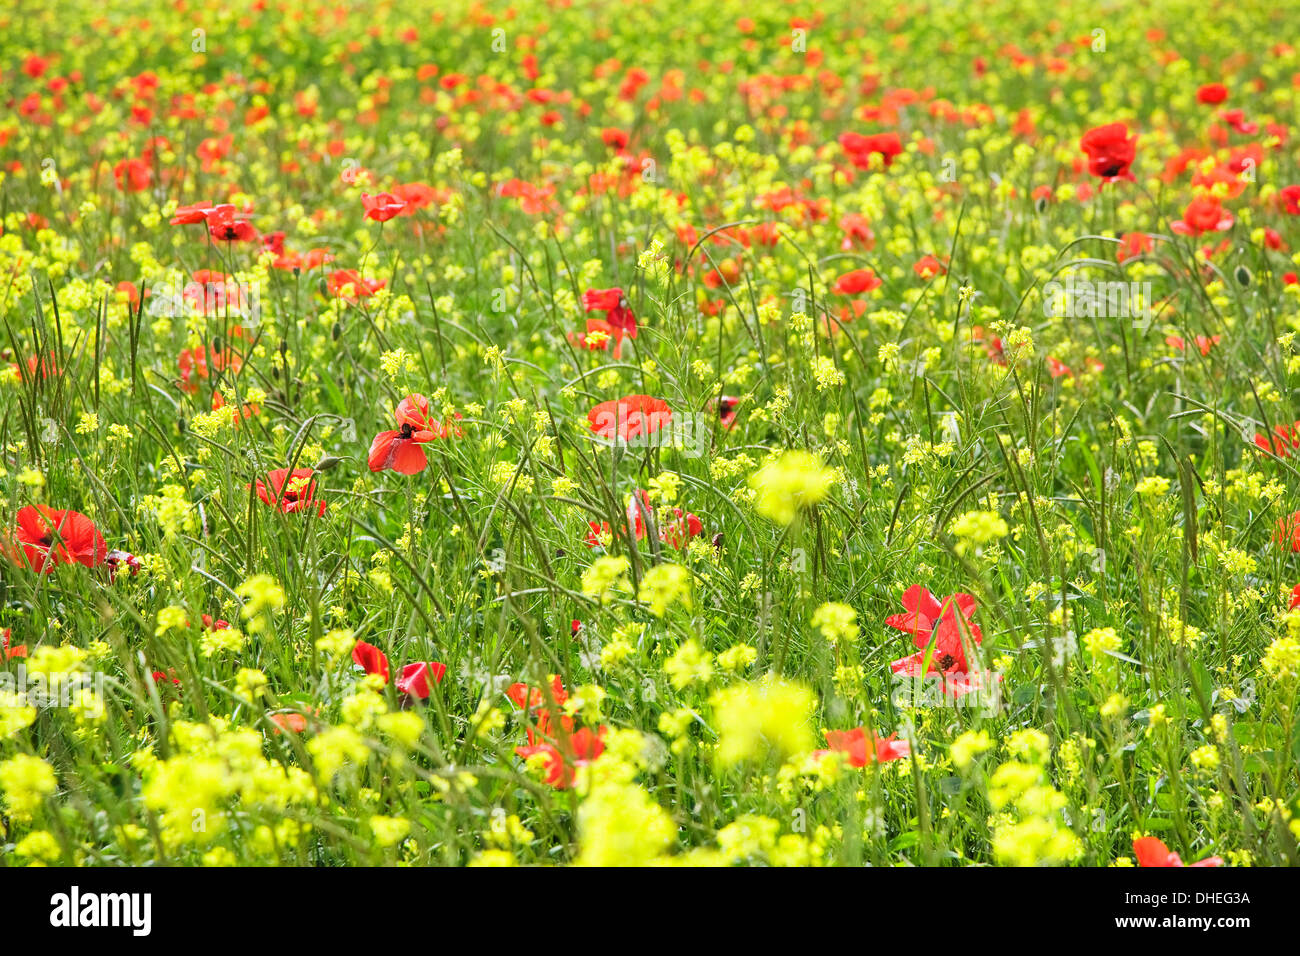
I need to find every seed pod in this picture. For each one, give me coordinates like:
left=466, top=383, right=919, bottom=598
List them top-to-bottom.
left=1234, top=265, right=1252, bottom=287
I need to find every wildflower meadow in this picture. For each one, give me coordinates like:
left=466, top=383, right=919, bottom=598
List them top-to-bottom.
left=2, top=0, right=1300, bottom=896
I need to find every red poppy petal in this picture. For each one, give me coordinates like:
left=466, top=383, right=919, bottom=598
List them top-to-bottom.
left=368, top=431, right=398, bottom=471
left=389, top=441, right=429, bottom=475
left=901, top=585, right=943, bottom=620
left=885, top=611, right=931, bottom=636
left=1133, top=836, right=1178, bottom=867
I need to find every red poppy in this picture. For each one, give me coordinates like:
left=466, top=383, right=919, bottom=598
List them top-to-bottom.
left=22, top=54, right=49, bottom=78
left=1195, top=83, right=1229, bottom=105
left=1218, top=109, right=1258, bottom=135
left=1079, top=123, right=1137, bottom=182
left=600, top=128, right=630, bottom=151
left=839, top=131, right=904, bottom=169
left=196, top=134, right=233, bottom=171
left=1226, top=144, right=1265, bottom=177
left=113, top=158, right=151, bottom=192
left=1191, top=163, right=1247, bottom=200
left=496, top=178, right=558, bottom=215
left=390, top=182, right=443, bottom=213
left=1278, top=185, right=1300, bottom=216
left=361, top=192, right=408, bottom=222
left=1171, top=197, right=1234, bottom=236
left=170, top=200, right=215, bottom=225
left=205, top=205, right=259, bottom=242
left=838, top=213, right=875, bottom=251
left=208, top=219, right=259, bottom=243
left=750, top=222, right=782, bottom=247
left=261, top=231, right=286, bottom=256
left=1116, top=232, right=1154, bottom=262
left=1198, top=238, right=1232, bottom=261
left=307, top=248, right=337, bottom=270
left=912, top=255, right=947, bottom=279
left=701, top=259, right=742, bottom=288
left=831, top=268, right=882, bottom=294
left=326, top=269, right=386, bottom=300
left=180, top=270, right=246, bottom=316
left=116, top=281, right=142, bottom=307
left=582, top=288, right=638, bottom=339
left=569, top=318, right=627, bottom=359
left=970, top=326, right=1006, bottom=366
left=1166, top=334, right=1220, bottom=356
left=177, top=345, right=242, bottom=395
left=13, top=351, right=61, bottom=382
left=1047, top=356, right=1073, bottom=379
left=212, top=390, right=259, bottom=426
left=368, top=393, right=461, bottom=474
left=587, top=395, right=672, bottom=442
left=717, top=395, right=740, bottom=429
left=1257, top=423, right=1300, bottom=459
left=251, top=468, right=327, bottom=516
left=626, top=488, right=659, bottom=541
left=588, top=489, right=701, bottom=549
left=4, top=505, right=107, bottom=572
left=660, top=506, right=703, bottom=549
left=1276, top=510, right=1300, bottom=550
left=584, top=519, right=613, bottom=547
left=106, top=548, right=141, bottom=579
left=1289, top=584, right=1300, bottom=610
left=887, top=585, right=984, bottom=693
left=886, top=586, right=975, bottom=640
left=1, top=629, right=26, bottom=661
left=352, top=641, right=390, bottom=682
left=396, top=661, right=447, bottom=699
left=507, top=676, right=568, bottom=711
left=507, top=676, right=574, bottom=749
left=270, top=712, right=309, bottom=734
left=515, top=725, right=606, bottom=789
left=819, top=727, right=911, bottom=766
left=1133, top=836, right=1223, bottom=867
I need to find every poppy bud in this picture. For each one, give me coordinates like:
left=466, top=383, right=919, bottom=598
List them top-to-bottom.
left=1034, top=196, right=1048, bottom=214
left=1234, top=265, right=1252, bottom=287
left=314, top=455, right=344, bottom=471
left=712, top=533, right=724, bottom=550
